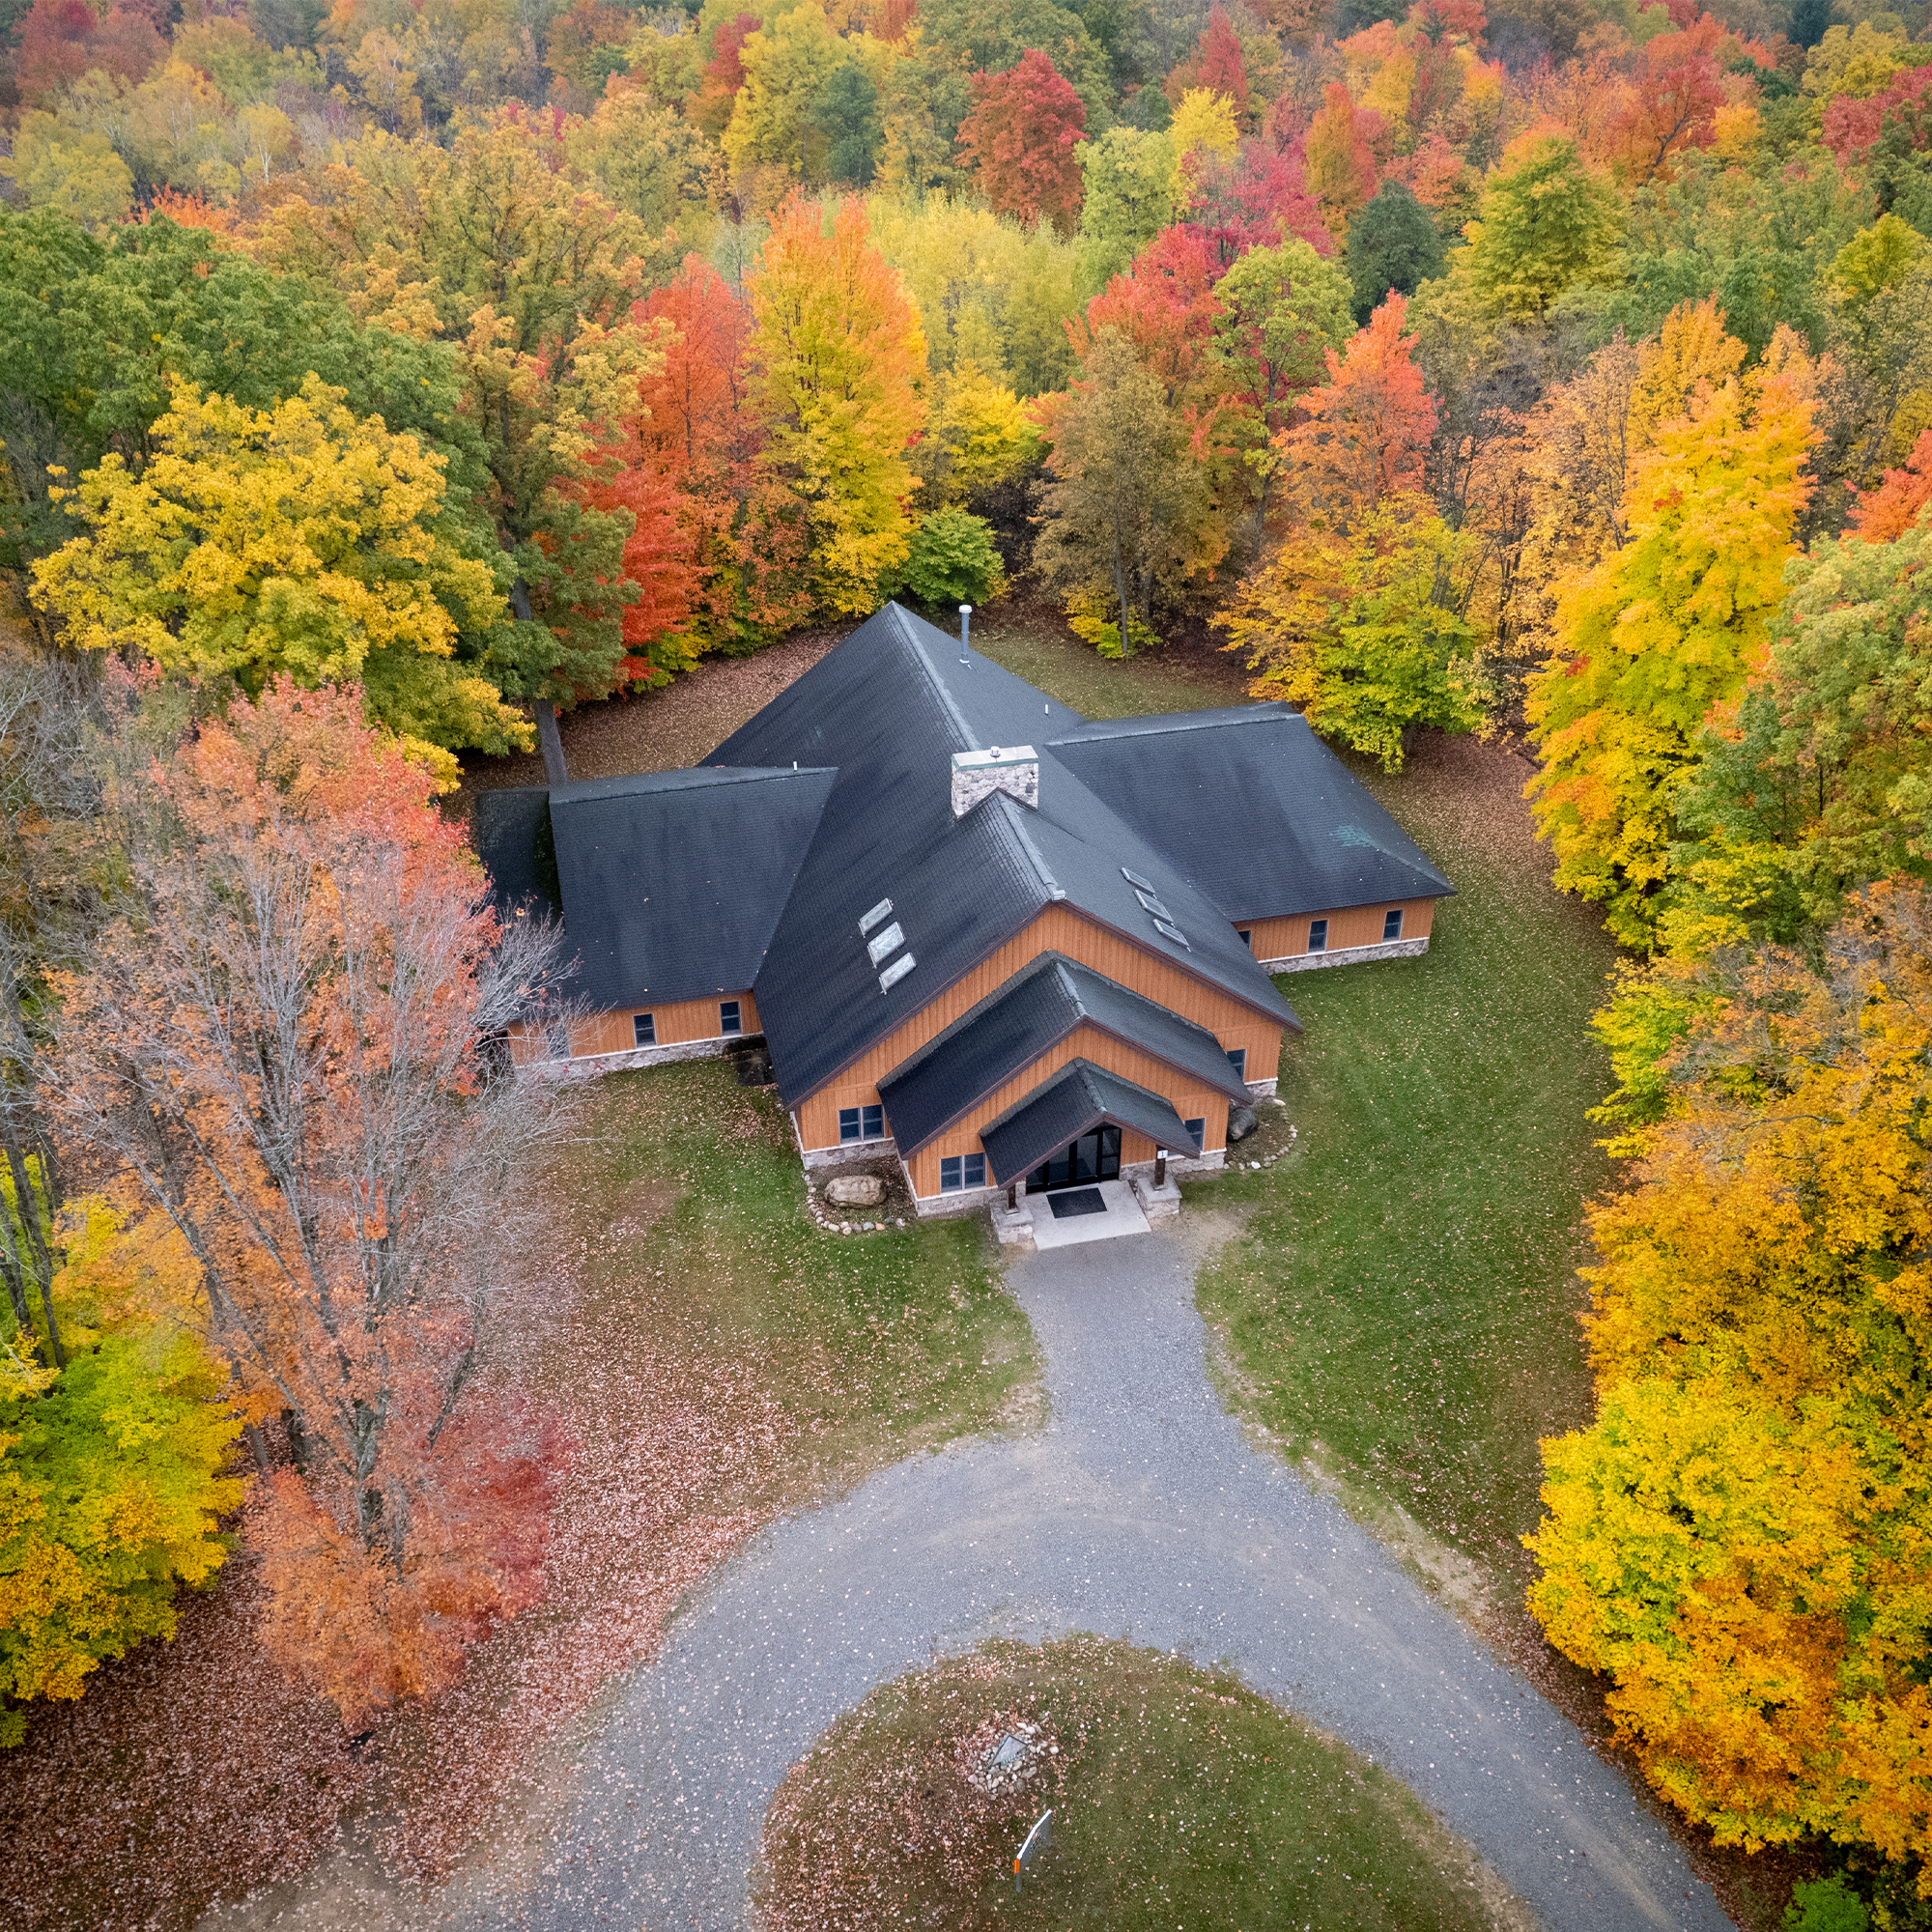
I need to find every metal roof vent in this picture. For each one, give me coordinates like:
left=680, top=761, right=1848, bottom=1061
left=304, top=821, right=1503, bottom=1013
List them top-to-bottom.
left=952, top=745, right=1038, bottom=818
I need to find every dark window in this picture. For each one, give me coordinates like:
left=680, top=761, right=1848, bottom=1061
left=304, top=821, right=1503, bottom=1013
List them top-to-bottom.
left=1382, top=908, right=1404, bottom=941
left=1308, top=919, right=1328, bottom=952
left=1236, top=928, right=1252, bottom=949
left=720, top=1000, right=743, bottom=1036
left=633, top=1011, right=656, bottom=1047
left=546, top=1022, right=570, bottom=1060
left=1227, top=1047, right=1247, bottom=1080
left=862, top=1103, right=884, bottom=1140
left=839, top=1107, right=862, bottom=1144
left=1184, top=1117, right=1205, bottom=1151
left=940, top=1152, right=984, bottom=1192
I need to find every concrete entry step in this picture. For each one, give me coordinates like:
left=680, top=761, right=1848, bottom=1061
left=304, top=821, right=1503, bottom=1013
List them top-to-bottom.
left=1024, top=1177, right=1151, bottom=1249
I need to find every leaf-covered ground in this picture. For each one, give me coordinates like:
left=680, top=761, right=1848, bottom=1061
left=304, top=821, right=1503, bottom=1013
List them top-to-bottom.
left=1195, top=729, right=1618, bottom=1606
left=1, top=1062, right=1036, bottom=1930
left=758, top=1636, right=1532, bottom=1931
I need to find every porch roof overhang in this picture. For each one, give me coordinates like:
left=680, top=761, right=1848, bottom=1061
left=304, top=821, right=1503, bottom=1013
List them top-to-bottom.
left=978, top=1058, right=1199, bottom=1187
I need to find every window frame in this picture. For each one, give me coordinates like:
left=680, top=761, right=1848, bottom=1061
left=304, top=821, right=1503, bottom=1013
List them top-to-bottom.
left=1382, top=908, right=1404, bottom=942
left=1307, top=918, right=1328, bottom=953
left=1236, top=928, right=1252, bottom=950
left=719, top=999, right=743, bottom=1037
left=633, top=1011, right=656, bottom=1048
left=1226, top=1047, right=1247, bottom=1080
left=861, top=1103, right=884, bottom=1141
left=838, top=1107, right=862, bottom=1145
left=1183, top=1117, right=1205, bottom=1151
left=939, top=1152, right=987, bottom=1193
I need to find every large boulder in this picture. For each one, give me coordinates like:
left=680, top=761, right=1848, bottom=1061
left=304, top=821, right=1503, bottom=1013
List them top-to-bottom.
left=1228, top=1103, right=1259, bottom=1145
left=825, top=1174, right=886, bottom=1208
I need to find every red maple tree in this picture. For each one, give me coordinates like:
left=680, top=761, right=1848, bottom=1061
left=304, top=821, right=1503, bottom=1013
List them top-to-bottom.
left=14, top=0, right=162, bottom=107
left=1166, top=4, right=1251, bottom=120
left=956, top=49, right=1088, bottom=235
left=1180, top=137, right=1331, bottom=270
left=1277, top=291, right=1437, bottom=527
left=1849, top=428, right=1932, bottom=544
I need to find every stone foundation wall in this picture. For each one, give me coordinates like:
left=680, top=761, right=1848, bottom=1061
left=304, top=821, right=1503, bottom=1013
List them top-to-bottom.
left=1262, top=936, right=1430, bottom=974
left=519, top=1033, right=743, bottom=1081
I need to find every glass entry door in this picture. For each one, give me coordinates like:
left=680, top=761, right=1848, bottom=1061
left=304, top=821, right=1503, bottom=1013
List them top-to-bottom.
left=1026, top=1124, right=1122, bottom=1193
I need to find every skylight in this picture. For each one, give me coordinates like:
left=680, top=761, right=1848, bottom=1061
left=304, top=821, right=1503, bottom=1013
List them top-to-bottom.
left=1121, top=867, right=1153, bottom=892
left=1134, top=890, right=1173, bottom=922
left=858, top=897, right=894, bottom=935
left=1154, top=920, right=1190, bottom=950
left=866, top=922, right=905, bottom=966
left=879, top=953, right=917, bottom=993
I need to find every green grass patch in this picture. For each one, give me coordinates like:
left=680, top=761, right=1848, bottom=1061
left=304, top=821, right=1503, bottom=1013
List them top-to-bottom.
left=970, top=608, right=1246, bottom=721
left=1196, top=737, right=1620, bottom=1595
left=551, top=1059, right=1040, bottom=1505
left=757, top=1636, right=1528, bottom=1930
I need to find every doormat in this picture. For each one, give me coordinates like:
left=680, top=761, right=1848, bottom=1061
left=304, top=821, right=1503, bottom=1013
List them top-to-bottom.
left=1047, top=1187, right=1107, bottom=1219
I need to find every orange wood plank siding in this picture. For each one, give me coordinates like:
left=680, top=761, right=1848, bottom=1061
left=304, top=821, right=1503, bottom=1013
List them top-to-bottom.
left=1243, top=898, right=1435, bottom=963
left=796, top=904, right=1281, bottom=1154
left=509, top=989, right=759, bottom=1064
left=902, top=1020, right=1231, bottom=1197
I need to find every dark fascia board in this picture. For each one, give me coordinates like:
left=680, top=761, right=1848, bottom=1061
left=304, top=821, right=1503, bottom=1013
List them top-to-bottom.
left=878, top=953, right=1255, bottom=1156
left=977, top=1059, right=1200, bottom=1186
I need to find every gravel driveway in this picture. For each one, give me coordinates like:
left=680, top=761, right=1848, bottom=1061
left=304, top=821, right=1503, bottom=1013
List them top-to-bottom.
left=454, top=1223, right=1732, bottom=1932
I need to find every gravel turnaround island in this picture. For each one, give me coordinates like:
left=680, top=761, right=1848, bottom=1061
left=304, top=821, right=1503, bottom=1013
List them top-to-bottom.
left=467, top=1224, right=1731, bottom=1932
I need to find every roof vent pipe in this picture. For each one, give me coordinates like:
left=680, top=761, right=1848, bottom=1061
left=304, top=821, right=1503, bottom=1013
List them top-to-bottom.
left=959, top=603, right=972, bottom=666
left=952, top=745, right=1038, bottom=817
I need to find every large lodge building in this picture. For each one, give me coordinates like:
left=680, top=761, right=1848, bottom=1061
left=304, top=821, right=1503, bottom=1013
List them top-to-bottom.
left=478, top=604, right=1453, bottom=1218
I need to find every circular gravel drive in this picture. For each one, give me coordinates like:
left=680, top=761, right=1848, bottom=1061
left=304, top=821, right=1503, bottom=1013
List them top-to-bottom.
left=469, top=1225, right=1731, bottom=1932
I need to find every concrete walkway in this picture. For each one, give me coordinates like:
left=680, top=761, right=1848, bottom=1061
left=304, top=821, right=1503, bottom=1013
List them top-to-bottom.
left=460, top=1227, right=1732, bottom=1932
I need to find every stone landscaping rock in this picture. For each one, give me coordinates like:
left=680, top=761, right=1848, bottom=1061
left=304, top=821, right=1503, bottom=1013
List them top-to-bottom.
left=1228, top=1104, right=1259, bottom=1144
left=825, top=1174, right=886, bottom=1208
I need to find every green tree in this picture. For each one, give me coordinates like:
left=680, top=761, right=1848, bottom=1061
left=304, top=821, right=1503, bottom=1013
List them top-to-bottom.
left=256, top=112, right=668, bottom=704
left=0, top=113, right=134, bottom=227
left=1075, top=127, right=1179, bottom=291
left=1458, top=132, right=1621, bottom=320
left=1346, top=182, right=1446, bottom=326
left=0, top=210, right=480, bottom=575
left=1034, top=329, right=1218, bottom=641
left=1218, top=497, right=1481, bottom=770
left=890, top=506, right=1007, bottom=607
left=1668, top=511, right=1932, bottom=949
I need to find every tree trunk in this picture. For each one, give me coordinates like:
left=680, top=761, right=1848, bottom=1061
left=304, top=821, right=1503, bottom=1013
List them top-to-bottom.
left=512, top=577, right=570, bottom=786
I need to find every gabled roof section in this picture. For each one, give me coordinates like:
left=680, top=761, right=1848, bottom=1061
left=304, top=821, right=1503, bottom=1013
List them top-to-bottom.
left=707, top=604, right=1297, bottom=1106
left=1047, top=706, right=1454, bottom=922
left=539, top=765, right=834, bottom=1011
left=474, top=785, right=561, bottom=922
left=877, top=953, right=1263, bottom=1156
left=977, top=1060, right=1199, bottom=1187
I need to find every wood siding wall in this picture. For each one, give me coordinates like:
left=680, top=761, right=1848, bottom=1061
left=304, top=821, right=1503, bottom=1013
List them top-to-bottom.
left=1243, top=897, right=1435, bottom=963
left=797, top=904, right=1282, bottom=1154
left=510, top=988, right=760, bottom=1065
left=903, top=1021, right=1231, bottom=1198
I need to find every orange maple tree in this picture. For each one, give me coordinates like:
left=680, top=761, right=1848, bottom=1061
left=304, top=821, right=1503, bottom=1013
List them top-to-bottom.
left=48, top=681, right=575, bottom=1726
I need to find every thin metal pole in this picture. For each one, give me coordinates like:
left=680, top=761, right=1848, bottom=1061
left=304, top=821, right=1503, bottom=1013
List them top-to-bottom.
left=959, top=603, right=973, bottom=665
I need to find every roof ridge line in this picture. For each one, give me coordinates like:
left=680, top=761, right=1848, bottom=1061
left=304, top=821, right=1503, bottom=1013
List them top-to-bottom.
left=1046, top=706, right=1287, bottom=743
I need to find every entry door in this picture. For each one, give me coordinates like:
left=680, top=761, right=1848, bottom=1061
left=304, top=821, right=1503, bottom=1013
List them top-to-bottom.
left=1026, top=1124, right=1122, bottom=1193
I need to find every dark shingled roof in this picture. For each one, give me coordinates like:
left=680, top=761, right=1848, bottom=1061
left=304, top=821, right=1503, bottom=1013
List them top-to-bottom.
left=707, top=604, right=1299, bottom=1107
left=1047, top=707, right=1454, bottom=922
left=524, top=766, right=835, bottom=1012
left=474, top=785, right=560, bottom=921
left=877, top=952, right=1255, bottom=1155
left=978, top=1060, right=1199, bottom=1186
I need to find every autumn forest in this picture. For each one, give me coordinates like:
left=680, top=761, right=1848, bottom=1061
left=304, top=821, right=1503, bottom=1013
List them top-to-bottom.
left=5, top=0, right=1932, bottom=1919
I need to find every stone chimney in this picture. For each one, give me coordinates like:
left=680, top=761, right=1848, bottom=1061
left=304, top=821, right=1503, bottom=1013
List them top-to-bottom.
left=952, top=745, right=1038, bottom=817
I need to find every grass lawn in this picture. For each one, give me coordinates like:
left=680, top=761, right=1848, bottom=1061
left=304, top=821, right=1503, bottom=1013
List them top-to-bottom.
left=969, top=601, right=1248, bottom=720
left=1195, top=732, right=1621, bottom=1604
left=551, top=1058, right=1040, bottom=1501
left=757, top=1636, right=1530, bottom=1931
